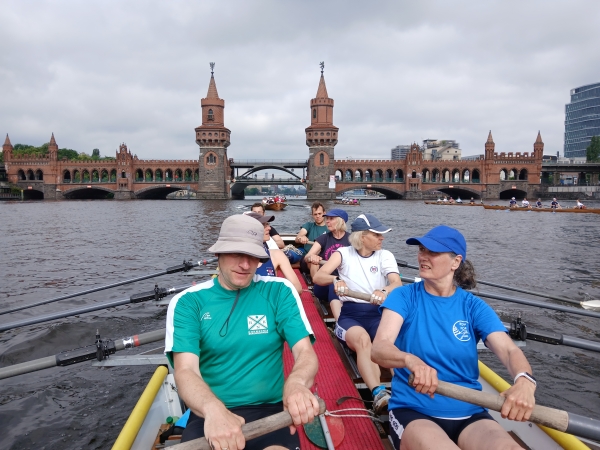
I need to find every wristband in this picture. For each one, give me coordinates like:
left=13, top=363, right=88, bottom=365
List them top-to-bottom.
left=333, top=277, right=341, bottom=284
left=514, top=372, right=536, bottom=387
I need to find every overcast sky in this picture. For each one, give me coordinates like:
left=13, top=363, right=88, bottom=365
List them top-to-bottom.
left=2, top=1, right=599, bottom=161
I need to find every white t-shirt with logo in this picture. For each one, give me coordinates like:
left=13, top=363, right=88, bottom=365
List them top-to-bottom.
left=336, top=246, right=399, bottom=303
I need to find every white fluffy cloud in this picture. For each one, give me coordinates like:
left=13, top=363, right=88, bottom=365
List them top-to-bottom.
left=1, top=0, right=599, bottom=160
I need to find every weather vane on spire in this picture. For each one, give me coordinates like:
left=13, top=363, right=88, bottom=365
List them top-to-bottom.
left=319, top=61, right=324, bottom=74
left=210, top=62, right=215, bottom=75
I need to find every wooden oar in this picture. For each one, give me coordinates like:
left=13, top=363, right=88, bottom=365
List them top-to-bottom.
left=395, top=260, right=600, bottom=311
left=407, top=374, right=600, bottom=442
left=169, top=398, right=327, bottom=450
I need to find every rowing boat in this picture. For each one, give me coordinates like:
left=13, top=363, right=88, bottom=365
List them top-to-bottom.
left=424, top=201, right=484, bottom=206
left=264, top=202, right=287, bottom=210
left=483, top=205, right=600, bottom=214
left=108, top=239, right=591, bottom=450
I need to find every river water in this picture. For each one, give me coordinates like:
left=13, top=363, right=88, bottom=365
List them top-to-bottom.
left=0, top=199, right=599, bottom=449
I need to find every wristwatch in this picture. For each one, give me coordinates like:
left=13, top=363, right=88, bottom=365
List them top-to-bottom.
left=381, top=289, right=388, bottom=296
left=514, top=372, right=536, bottom=387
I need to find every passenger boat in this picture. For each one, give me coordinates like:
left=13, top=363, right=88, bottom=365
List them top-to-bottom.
left=424, top=201, right=484, bottom=206
left=483, top=205, right=600, bottom=214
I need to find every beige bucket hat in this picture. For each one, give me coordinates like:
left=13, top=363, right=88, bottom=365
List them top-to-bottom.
left=208, top=214, right=269, bottom=261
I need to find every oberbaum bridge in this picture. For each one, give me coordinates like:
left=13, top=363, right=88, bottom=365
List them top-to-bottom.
left=3, top=66, right=600, bottom=201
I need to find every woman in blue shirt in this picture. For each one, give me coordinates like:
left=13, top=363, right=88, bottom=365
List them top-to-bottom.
left=372, top=225, right=536, bottom=450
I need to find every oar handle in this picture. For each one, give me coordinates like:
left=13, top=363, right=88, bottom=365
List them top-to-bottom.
left=407, top=374, right=584, bottom=436
left=170, top=398, right=326, bottom=450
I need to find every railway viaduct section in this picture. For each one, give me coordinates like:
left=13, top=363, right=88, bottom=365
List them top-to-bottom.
left=2, top=66, right=544, bottom=200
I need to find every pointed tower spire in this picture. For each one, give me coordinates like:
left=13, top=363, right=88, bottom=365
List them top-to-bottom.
left=206, top=62, right=219, bottom=99
left=305, top=63, right=338, bottom=200
left=485, top=130, right=495, bottom=160
left=533, top=130, right=544, bottom=159
left=48, top=132, right=58, bottom=160
left=3, top=133, right=11, bottom=146
left=3, top=133, right=13, bottom=161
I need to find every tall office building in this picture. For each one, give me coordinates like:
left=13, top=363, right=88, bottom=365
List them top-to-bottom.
left=564, top=82, right=600, bottom=158
left=391, top=145, right=411, bottom=160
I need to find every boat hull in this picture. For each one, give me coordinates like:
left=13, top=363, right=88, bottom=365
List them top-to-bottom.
left=264, top=203, right=287, bottom=210
left=483, top=205, right=600, bottom=214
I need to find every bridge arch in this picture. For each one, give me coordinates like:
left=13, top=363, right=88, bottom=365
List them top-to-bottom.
left=236, top=165, right=301, bottom=181
left=499, top=168, right=508, bottom=181
left=17, top=169, right=26, bottom=180
left=26, top=169, right=34, bottom=180
left=82, top=169, right=90, bottom=183
left=92, top=169, right=99, bottom=182
left=101, top=169, right=109, bottom=182
left=110, top=169, right=117, bottom=182
left=145, top=169, right=154, bottom=182
left=462, top=169, right=470, bottom=183
left=472, top=169, right=481, bottom=183
left=63, top=170, right=71, bottom=183
left=337, top=184, right=403, bottom=199
left=62, top=185, right=115, bottom=199
left=135, top=185, right=187, bottom=199
left=427, top=185, right=483, bottom=200
left=499, top=188, right=528, bottom=200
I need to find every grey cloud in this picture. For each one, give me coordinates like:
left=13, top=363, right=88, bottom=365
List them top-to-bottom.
left=1, top=0, right=599, bottom=161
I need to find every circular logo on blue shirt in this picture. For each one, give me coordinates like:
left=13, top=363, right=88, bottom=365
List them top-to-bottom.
left=452, top=320, right=471, bottom=342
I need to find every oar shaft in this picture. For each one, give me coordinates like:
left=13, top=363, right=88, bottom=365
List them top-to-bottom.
left=0, top=258, right=217, bottom=317
left=396, top=259, right=581, bottom=306
left=398, top=276, right=600, bottom=320
left=476, top=279, right=579, bottom=305
left=0, top=284, right=193, bottom=333
left=0, top=329, right=166, bottom=380
left=408, top=375, right=600, bottom=441
left=169, top=398, right=326, bottom=450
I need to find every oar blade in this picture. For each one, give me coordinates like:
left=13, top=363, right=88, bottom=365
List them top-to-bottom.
left=581, top=300, right=600, bottom=311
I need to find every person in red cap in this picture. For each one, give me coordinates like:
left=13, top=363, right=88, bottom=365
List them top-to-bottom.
left=165, top=214, right=318, bottom=450
left=372, top=225, right=536, bottom=450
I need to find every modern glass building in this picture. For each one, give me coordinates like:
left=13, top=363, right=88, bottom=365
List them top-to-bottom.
left=564, top=82, right=600, bottom=158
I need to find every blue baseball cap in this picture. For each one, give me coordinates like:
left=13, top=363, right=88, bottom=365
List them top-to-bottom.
left=324, top=208, right=349, bottom=222
left=351, top=214, right=391, bottom=234
left=406, top=225, right=467, bottom=261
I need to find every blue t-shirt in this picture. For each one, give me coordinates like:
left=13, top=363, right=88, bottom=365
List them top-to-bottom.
left=256, top=244, right=276, bottom=277
left=381, top=282, right=506, bottom=418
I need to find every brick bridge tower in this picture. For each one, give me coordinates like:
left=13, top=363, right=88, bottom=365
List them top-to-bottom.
left=195, top=63, right=231, bottom=199
left=306, top=63, right=338, bottom=200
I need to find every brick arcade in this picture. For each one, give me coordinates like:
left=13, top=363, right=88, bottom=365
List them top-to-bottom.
left=2, top=67, right=544, bottom=200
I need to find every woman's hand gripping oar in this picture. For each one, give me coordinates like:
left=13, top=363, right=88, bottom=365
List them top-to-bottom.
left=407, top=374, right=600, bottom=442
left=168, top=398, right=327, bottom=450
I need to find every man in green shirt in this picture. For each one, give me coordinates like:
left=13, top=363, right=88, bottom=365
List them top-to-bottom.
left=295, top=202, right=328, bottom=273
left=166, top=214, right=319, bottom=450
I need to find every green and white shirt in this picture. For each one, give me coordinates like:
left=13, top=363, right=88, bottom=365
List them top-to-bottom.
left=165, top=275, right=314, bottom=408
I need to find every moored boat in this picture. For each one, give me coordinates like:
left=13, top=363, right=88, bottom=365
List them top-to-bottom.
left=334, top=200, right=361, bottom=206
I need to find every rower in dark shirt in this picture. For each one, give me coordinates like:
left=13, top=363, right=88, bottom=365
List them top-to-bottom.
left=509, top=197, right=517, bottom=208
left=535, top=198, right=543, bottom=208
left=551, top=198, right=561, bottom=209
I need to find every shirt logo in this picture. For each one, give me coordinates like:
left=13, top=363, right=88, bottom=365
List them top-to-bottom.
left=370, top=266, right=378, bottom=274
left=201, top=312, right=212, bottom=321
left=248, top=315, right=268, bottom=335
left=453, top=320, right=471, bottom=342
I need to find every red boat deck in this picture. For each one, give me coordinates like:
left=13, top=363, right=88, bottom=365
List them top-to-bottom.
left=283, top=270, right=387, bottom=450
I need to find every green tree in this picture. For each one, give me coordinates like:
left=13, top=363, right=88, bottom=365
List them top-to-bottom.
left=586, top=136, right=600, bottom=162
left=58, top=148, right=79, bottom=160
left=92, top=148, right=100, bottom=159
left=0, top=151, right=3, bottom=163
